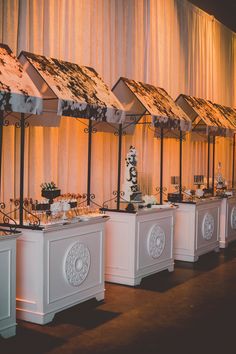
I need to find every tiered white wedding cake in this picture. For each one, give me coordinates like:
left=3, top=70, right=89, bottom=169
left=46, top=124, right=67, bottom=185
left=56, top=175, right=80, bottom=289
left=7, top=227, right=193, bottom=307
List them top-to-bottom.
left=122, top=146, right=142, bottom=202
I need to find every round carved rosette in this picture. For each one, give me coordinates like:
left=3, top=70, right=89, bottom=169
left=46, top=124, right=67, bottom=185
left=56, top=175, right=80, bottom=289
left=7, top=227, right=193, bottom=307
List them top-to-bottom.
left=231, top=206, right=236, bottom=229
left=202, top=213, right=214, bottom=240
left=147, top=224, right=165, bottom=259
left=64, top=242, right=90, bottom=287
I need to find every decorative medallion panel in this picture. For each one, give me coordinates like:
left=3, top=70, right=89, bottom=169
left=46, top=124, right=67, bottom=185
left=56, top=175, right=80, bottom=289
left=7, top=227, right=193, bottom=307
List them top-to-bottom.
left=231, top=206, right=236, bottom=229
left=202, top=213, right=214, bottom=240
left=147, top=224, right=165, bottom=259
left=64, top=242, right=90, bottom=287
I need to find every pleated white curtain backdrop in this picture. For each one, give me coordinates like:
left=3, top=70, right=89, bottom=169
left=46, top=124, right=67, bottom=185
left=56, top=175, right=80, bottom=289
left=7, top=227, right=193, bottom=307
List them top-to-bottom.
left=0, top=0, right=235, bottom=204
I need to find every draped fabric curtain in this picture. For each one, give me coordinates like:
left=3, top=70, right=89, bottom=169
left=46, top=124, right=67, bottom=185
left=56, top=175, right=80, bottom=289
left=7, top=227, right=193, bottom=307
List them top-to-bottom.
left=0, top=0, right=235, bottom=204
left=212, top=20, right=236, bottom=183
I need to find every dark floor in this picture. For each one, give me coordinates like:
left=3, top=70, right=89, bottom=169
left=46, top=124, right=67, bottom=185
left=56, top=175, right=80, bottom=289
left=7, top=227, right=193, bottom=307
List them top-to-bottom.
left=1, top=243, right=236, bottom=354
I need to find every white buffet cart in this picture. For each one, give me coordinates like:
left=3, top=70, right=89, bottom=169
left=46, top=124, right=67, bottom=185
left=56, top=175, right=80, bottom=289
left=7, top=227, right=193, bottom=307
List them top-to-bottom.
left=9, top=50, right=126, bottom=325
left=213, top=104, right=236, bottom=247
left=219, top=196, right=236, bottom=248
left=174, top=198, right=221, bottom=262
left=105, top=206, right=175, bottom=286
left=16, top=217, right=108, bottom=324
left=0, top=230, right=20, bottom=338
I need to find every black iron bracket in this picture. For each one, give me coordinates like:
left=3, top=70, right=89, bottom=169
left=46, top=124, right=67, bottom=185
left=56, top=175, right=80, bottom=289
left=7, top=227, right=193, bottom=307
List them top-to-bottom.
left=101, top=190, right=126, bottom=210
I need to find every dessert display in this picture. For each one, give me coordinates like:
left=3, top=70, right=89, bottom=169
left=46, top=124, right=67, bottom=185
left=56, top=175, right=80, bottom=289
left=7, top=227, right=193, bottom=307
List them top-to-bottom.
left=40, top=181, right=61, bottom=204
left=5, top=184, right=103, bottom=229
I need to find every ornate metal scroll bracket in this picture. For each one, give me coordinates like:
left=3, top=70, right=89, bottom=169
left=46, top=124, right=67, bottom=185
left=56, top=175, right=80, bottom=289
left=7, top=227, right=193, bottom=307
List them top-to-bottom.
left=0, top=111, right=18, bottom=126
left=13, top=113, right=33, bottom=128
left=24, top=114, right=33, bottom=124
left=0, top=118, right=10, bottom=126
left=75, top=119, right=98, bottom=134
left=15, top=120, right=29, bottom=128
left=84, top=126, right=97, bottom=134
left=114, top=130, right=126, bottom=137
left=174, top=185, right=186, bottom=193
left=154, top=186, right=167, bottom=196
left=102, top=190, right=125, bottom=210
left=77, top=193, right=102, bottom=208
left=8, top=199, right=41, bottom=229
left=23, top=199, right=41, bottom=228
left=0, top=202, right=17, bottom=232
